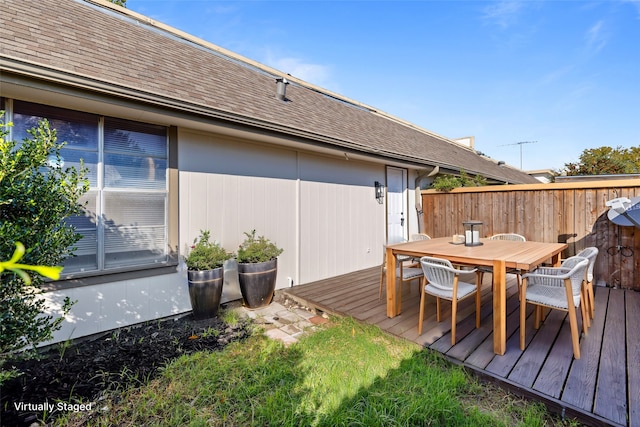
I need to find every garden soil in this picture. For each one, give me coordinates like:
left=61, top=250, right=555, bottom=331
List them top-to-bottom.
left=1, top=313, right=252, bottom=426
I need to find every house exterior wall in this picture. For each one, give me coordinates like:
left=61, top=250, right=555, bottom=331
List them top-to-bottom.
left=178, top=128, right=388, bottom=301
left=178, top=129, right=298, bottom=302
left=298, top=153, right=386, bottom=283
left=42, top=271, right=190, bottom=343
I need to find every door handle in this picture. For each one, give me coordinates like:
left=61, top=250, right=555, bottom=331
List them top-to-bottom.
left=400, top=212, right=404, bottom=227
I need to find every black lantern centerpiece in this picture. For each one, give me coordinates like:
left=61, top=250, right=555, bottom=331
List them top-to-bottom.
left=463, top=220, right=483, bottom=246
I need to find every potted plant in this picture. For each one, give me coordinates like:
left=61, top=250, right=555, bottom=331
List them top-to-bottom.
left=236, top=229, right=284, bottom=309
left=185, top=230, right=233, bottom=319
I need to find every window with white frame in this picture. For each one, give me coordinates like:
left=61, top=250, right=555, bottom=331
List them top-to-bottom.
left=11, top=100, right=169, bottom=275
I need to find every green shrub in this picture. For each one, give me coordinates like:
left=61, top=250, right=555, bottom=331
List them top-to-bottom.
left=0, top=115, right=88, bottom=383
left=432, top=169, right=487, bottom=192
left=432, top=174, right=463, bottom=192
left=236, top=229, right=283, bottom=263
left=185, top=230, right=233, bottom=270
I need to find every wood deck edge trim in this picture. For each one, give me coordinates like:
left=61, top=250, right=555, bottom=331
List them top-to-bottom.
left=278, top=290, right=349, bottom=319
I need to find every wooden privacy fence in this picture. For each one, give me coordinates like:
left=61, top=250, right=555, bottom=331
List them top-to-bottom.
left=420, top=178, right=640, bottom=290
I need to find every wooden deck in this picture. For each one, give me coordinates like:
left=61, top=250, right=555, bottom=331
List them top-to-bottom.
left=282, top=267, right=639, bottom=427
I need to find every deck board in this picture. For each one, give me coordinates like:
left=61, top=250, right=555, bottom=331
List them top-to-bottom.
left=283, top=267, right=636, bottom=426
left=562, top=287, right=607, bottom=412
left=594, top=289, right=627, bottom=425
left=627, top=291, right=640, bottom=427
left=465, top=296, right=530, bottom=370
left=509, top=310, right=565, bottom=388
left=532, top=316, right=576, bottom=399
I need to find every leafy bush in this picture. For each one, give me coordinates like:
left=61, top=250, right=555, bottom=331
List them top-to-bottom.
left=0, top=116, right=88, bottom=384
left=561, top=145, right=640, bottom=176
left=432, top=170, right=487, bottom=192
left=432, top=174, right=463, bottom=192
left=185, top=230, right=233, bottom=270
left=236, top=230, right=283, bottom=264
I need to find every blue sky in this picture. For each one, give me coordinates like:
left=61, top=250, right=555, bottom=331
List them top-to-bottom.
left=127, top=0, right=640, bottom=172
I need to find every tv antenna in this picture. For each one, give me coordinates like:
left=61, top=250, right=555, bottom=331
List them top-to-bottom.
left=498, top=141, right=537, bottom=169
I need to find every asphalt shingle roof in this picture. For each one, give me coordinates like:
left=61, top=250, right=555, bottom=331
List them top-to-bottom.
left=0, top=0, right=539, bottom=184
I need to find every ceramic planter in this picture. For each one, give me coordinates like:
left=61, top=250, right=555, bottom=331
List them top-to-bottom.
left=237, top=258, right=278, bottom=309
left=187, top=267, right=224, bottom=319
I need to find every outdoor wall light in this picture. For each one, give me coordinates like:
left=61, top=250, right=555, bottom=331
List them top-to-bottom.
left=375, top=181, right=384, bottom=204
left=463, top=220, right=483, bottom=246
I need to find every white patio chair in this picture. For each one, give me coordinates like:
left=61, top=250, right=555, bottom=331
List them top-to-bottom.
left=408, top=233, right=431, bottom=263
left=410, top=233, right=431, bottom=241
left=478, top=233, right=526, bottom=295
left=490, top=233, right=526, bottom=242
left=378, top=234, right=431, bottom=301
left=379, top=247, right=423, bottom=314
left=576, top=247, right=598, bottom=321
left=418, top=256, right=481, bottom=345
left=520, top=256, right=589, bottom=359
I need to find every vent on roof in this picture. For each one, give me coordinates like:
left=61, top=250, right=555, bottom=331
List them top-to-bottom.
left=275, top=77, right=289, bottom=101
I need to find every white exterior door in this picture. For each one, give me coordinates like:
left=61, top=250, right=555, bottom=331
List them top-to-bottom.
left=386, top=167, right=408, bottom=244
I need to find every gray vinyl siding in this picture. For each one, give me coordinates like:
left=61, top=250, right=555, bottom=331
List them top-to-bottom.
left=178, top=129, right=386, bottom=299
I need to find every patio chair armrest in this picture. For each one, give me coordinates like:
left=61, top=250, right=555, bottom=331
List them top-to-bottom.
left=451, top=266, right=477, bottom=275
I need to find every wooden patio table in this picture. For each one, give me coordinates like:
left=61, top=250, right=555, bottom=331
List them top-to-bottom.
left=385, top=237, right=567, bottom=355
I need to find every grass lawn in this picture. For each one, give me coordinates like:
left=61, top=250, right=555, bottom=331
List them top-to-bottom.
left=62, top=315, right=578, bottom=426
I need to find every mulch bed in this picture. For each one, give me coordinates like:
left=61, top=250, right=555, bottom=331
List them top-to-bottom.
left=1, top=312, right=252, bottom=426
